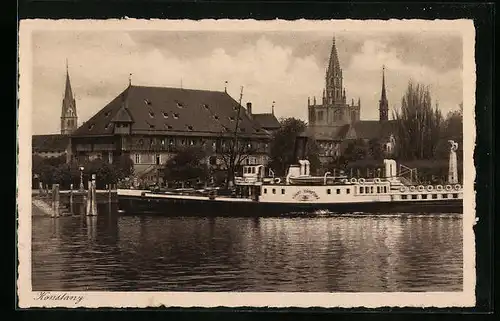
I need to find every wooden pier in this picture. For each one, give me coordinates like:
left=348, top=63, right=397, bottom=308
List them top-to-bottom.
left=32, top=182, right=118, bottom=217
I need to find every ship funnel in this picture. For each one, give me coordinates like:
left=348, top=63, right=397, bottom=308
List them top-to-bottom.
left=294, top=131, right=309, bottom=163
left=383, top=159, right=397, bottom=178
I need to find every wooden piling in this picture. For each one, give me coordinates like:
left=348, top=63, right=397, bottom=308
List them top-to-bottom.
left=91, top=179, right=97, bottom=215
left=86, top=180, right=92, bottom=216
left=52, top=184, right=60, bottom=218
left=69, top=184, right=74, bottom=215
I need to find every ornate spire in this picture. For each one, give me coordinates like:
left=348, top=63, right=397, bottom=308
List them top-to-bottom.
left=327, top=36, right=341, bottom=73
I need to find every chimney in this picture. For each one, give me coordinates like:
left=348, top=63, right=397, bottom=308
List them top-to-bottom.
left=246, top=102, right=252, bottom=117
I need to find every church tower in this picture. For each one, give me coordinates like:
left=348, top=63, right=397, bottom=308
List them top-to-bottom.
left=324, top=37, right=344, bottom=105
left=60, top=61, right=78, bottom=135
left=379, top=65, right=389, bottom=121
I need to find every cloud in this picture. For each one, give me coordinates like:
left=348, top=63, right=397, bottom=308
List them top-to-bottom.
left=30, top=30, right=463, bottom=135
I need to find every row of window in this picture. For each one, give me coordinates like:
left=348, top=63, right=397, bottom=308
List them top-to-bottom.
left=359, top=186, right=388, bottom=194
left=401, top=193, right=460, bottom=200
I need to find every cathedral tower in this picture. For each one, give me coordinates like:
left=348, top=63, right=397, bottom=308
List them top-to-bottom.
left=60, top=61, right=78, bottom=135
left=379, top=65, right=389, bottom=121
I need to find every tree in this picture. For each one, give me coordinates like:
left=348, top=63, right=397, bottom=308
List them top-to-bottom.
left=392, top=81, right=443, bottom=160
left=269, top=117, right=320, bottom=176
left=217, top=136, right=259, bottom=186
left=368, top=138, right=384, bottom=160
left=343, top=139, right=368, bottom=163
left=163, top=146, right=208, bottom=187
left=114, top=154, right=135, bottom=180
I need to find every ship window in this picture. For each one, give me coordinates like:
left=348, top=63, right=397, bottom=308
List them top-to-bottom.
left=149, top=111, right=154, bottom=118
left=163, top=112, right=168, bottom=118
left=173, top=113, right=179, bottom=119
left=359, top=186, right=364, bottom=194
left=370, top=186, right=374, bottom=193
left=377, top=186, right=380, bottom=193
left=384, top=186, right=387, bottom=193
left=263, top=188, right=267, bottom=194
left=272, top=188, right=276, bottom=194
left=346, top=188, right=350, bottom=194
left=281, top=189, right=285, bottom=195
left=327, top=189, right=331, bottom=194
left=336, top=189, right=340, bottom=194
left=452, top=193, right=458, bottom=198
left=411, top=194, right=418, bottom=200
left=422, top=194, right=428, bottom=199
left=432, top=194, right=438, bottom=199
left=443, top=194, right=448, bottom=199
left=402, top=195, right=407, bottom=200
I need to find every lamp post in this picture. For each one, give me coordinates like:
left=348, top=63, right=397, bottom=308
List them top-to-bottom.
left=79, top=166, right=84, bottom=191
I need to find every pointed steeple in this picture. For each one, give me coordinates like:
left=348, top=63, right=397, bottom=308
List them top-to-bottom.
left=325, top=36, right=344, bottom=105
left=327, top=36, right=341, bottom=73
left=60, top=60, right=78, bottom=135
left=63, top=60, right=74, bottom=108
left=379, top=65, right=389, bottom=121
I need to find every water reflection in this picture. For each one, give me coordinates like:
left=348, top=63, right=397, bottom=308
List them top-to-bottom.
left=32, top=212, right=462, bottom=292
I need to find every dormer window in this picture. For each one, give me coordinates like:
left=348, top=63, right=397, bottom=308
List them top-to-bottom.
left=144, top=99, right=152, bottom=106
left=176, top=101, right=184, bottom=108
left=203, top=104, right=209, bottom=110
left=149, top=110, right=154, bottom=118
left=104, top=111, right=111, bottom=117
left=162, top=112, right=168, bottom=118
left=173, top=113, right=179, bottom=119
left=214, top=115, right=219, bottom=120
left=229, top=116, right=235, bottom=121
left=104, top=123, right=110, bottom=130
left=165, top=123, right=173, bottom=130
left=88, top=124, right=94, bottom=130
left=149, top=124, right=155, bottom=129
left=187, top=125, right=193, bottom=131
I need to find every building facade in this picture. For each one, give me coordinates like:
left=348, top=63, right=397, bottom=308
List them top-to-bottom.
left=307, top=37, right=396, bottom=163
left=69, top=84, right=273, bottom=182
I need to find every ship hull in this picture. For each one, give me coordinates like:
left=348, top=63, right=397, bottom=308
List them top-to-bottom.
left=117, top=193, right=463, bottom=217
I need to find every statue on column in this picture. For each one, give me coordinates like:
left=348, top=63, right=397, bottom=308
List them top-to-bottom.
left=448, top=140, right=459, bottom=184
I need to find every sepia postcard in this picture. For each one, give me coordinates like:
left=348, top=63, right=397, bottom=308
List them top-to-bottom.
left=17, top=19, right=476, bottom=308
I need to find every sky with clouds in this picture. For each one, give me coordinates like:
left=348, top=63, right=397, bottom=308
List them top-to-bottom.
left=30, top=28, right=463, bottom=135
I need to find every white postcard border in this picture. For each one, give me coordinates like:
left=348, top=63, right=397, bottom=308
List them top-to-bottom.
left=17, top=18, right=476, bottom=308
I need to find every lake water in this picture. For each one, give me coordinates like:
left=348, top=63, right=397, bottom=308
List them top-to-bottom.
left=32, top=208, right=463, bottom=292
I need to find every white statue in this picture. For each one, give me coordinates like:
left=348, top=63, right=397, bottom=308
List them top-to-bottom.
left=448, top=140, right=459, bottom=184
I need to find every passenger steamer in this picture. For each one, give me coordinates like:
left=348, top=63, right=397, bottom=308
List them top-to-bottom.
left=117, top=144, right=463, bottom=216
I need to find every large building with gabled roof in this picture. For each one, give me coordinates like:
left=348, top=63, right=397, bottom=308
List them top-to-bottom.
left=70, top=84, right=273, bottom=178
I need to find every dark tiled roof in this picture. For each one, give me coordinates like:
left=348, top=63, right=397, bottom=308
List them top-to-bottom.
left=72, top=85, right=269, bottom=139
left=252, top=113, right=280, bottom=130
left=349, top=120, right=396, bottom=140
left=307, top=124, right=350, bottom=141
left=32, top=134, right=70, bottom=152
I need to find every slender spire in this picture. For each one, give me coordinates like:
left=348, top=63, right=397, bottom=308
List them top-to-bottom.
left=61, top=60, right=77, bottom=134
left=64, top=61, right=74, bottom=102
left=379, top=65, right=389, bottom=121
left=381, top=65, right=387, bottom=101
left=272, top=101, right=275, bottom=115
